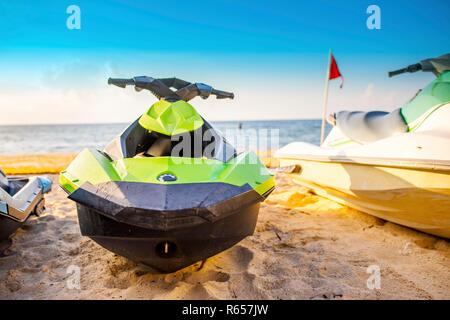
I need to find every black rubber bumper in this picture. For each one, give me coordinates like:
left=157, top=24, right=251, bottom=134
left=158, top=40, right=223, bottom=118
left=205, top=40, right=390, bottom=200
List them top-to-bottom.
left=70, top=182, right=265, bottom=272
left=0, top=216, right=21, bottom=253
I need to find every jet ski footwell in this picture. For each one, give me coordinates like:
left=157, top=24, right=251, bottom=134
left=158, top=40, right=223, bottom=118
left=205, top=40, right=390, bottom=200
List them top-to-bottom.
left=69, top=181, right=266, bottom=272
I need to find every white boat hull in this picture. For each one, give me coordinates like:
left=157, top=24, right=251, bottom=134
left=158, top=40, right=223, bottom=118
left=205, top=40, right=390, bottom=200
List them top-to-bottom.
left=276, top=104, right=450, bottom=238
left=279, top=158, right=450, bottom=238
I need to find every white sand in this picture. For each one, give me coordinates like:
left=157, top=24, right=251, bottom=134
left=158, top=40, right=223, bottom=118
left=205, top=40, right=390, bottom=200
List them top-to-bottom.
left=1, top=174, right=449, bottom=299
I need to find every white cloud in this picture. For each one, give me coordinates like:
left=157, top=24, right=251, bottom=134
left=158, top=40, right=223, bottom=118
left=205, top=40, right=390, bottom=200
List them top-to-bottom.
left=0, top=58, right=422, bottom=124
left=361, top=82, right=376, bottom=106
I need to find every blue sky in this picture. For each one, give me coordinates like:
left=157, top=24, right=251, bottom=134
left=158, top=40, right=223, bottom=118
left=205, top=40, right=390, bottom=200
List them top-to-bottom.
left=0, top=0, right=448, bottom=124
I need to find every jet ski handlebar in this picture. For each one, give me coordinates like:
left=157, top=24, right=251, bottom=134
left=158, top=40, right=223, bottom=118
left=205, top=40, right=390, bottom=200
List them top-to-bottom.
left=388, top=53, right=450, bottom=78
left=388, top=63, right=422, bottom=78
left=108, top=76, right=234, bottom=101
left=107, top=78, right=135, bottom=88
left=211, top=88, right=234, bottom=99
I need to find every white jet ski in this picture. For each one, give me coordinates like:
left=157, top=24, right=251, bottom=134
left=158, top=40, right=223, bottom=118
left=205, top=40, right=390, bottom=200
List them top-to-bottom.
left=275, top=54, right=450, bottom=238
left=0, top=168, right=52, bottom=252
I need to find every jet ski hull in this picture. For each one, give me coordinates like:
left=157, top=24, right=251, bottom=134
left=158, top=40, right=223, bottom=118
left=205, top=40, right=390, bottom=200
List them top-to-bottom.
left=276, top=102, right=450, bottom=238
left=279, top=157, right=450, bottom=238
left=69, top=181, right=267, bottom=272
left=76, top=203, right=260, bottom=272
left=0, top=216, right=21, bottom=252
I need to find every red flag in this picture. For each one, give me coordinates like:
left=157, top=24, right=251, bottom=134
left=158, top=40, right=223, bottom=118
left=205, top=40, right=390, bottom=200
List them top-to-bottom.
left=329, top=53, right=344, bottom=88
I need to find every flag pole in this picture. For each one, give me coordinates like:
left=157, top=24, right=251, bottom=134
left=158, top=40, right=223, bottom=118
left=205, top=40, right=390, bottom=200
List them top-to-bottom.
left=320, top=49, right=332, bottom=145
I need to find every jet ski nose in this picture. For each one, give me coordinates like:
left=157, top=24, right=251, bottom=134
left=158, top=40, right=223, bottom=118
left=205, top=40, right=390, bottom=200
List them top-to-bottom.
left=69, top=181, right=267, bottom=272
left=155, top=241, right=178, bottom=259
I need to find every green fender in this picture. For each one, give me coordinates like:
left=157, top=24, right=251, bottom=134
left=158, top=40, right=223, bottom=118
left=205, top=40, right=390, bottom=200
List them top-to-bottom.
left=60, top=148, right=275, bottom=197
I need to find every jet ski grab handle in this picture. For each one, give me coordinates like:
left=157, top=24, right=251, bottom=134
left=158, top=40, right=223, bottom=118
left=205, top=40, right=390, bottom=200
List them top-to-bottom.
left=108, top=76, right=234, bottom=101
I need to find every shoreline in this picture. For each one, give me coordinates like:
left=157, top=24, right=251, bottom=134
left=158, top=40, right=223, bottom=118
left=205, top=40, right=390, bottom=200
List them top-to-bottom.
left=0, top=152, right=278, bottom=175
left=0, top=153, right=76, bottom=175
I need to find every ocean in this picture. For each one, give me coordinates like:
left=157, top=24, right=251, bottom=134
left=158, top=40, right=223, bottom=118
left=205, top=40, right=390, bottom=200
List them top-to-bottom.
left=0, top=120, right=328, bottom=155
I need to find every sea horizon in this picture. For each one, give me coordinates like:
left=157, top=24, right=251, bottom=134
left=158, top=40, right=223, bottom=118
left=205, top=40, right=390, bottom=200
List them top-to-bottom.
left=0, top=118, right=323, bottom=127
left=0, top=119, right=328, bottom=155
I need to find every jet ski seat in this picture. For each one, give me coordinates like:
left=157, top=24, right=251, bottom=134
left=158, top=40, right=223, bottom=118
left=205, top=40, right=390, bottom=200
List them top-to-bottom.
left=335, top=108, right=408, bottom=144
left=145, top=137, right=172, bottom=157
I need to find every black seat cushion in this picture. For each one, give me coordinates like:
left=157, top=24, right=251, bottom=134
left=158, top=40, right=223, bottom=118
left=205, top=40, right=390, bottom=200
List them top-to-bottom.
left=335, top=108, right=408, bottom=144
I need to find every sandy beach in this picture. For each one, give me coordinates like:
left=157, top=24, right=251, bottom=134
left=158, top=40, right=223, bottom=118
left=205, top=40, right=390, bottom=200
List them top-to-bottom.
left=0, top=154, right=449, bottom=300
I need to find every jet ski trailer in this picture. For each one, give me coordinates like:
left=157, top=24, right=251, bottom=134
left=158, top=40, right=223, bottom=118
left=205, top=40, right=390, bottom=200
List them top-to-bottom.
left=276, top=54, right=450, bottom=238
left=60, top=76, right=275, bottom=272
left=0, top=169, right=52, bottom=252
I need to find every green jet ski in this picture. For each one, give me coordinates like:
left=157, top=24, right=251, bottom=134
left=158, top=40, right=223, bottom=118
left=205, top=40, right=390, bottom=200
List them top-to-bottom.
left=60, top=76, right=275, bottom=272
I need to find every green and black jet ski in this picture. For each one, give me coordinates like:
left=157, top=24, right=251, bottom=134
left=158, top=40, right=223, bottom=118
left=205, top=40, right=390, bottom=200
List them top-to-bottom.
left=60, top=76, right=275, bottom=272
left=1, top=168, right=52, bottom=253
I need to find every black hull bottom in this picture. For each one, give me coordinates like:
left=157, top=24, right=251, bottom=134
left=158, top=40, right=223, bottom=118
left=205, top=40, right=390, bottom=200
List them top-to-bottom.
left=76, top=203, right=260, bottom=273
left=0, top=216, right=22, bottom=253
